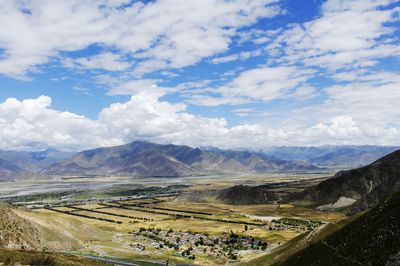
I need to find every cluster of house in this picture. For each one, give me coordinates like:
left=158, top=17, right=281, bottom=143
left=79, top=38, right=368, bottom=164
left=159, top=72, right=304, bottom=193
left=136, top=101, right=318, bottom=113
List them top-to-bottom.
left=249, top=216, right=323, bottom=232
left=130, top=227, right=268, bottom=261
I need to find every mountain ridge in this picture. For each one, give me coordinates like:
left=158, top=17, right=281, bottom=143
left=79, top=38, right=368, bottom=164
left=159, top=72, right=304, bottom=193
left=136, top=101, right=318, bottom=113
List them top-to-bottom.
left=41, top=141, right=319, bottom=177
left=261, top=145, right=399, bottom=168
left=0, top=148, right=75, bottom=173
left=290, top=148, right=400, bottom=214
left=0, top=159, right=28, bottom=181
left=277, top=188, right=400, bottom=266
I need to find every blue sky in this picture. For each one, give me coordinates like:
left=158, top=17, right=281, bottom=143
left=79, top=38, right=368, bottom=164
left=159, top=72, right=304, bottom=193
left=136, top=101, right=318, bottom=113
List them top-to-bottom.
left=0, top=0, right=399, bottom=151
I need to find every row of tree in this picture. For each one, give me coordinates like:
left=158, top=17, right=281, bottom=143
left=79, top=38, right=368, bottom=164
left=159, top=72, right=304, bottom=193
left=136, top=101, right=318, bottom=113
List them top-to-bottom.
left=69, top=205, right=153, bottom=221
left=45, top=208, right=122, bottom=224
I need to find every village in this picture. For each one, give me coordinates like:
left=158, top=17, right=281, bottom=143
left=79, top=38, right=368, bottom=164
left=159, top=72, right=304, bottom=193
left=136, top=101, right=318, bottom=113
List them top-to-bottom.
left=130, top=227, right=269, bottom=262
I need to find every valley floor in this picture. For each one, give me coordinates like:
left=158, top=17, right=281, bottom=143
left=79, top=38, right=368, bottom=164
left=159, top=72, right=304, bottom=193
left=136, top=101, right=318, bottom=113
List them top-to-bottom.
left=1, top=173, right=345, bottom=265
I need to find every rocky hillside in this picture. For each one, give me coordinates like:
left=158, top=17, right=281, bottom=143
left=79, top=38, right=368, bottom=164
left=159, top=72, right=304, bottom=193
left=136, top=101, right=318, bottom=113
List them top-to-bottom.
left=42, top=141, right=318, bottom=177
left=290, top=149, right=400, bottom=214
left=178, top=185, right=279, bottom=204
left=216, top=185, right=278, bottom=204
left=277, top=188, right=400, bottom=266
left=0, top=203, right=44, bottom=250
left=0, top=204, right=79, bottom=251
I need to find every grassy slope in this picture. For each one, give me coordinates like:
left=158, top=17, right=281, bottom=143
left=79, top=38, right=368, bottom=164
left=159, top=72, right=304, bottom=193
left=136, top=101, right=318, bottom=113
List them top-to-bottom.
left=290, top=149, right=400, bottom=213
left=275, top=189, right=400, bottom=266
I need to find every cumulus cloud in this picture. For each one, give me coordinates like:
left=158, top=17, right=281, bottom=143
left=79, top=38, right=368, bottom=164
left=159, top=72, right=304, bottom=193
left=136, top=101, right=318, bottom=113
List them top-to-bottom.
left=0, top=0, right=282, bottom=78
left=268, top=0, right=400, bottom=70
left=188, top=66, right=315, bottom=106
left=303, top=78, right=400, bottom=127
left=1, top=93, right=400, bottom=151
left=0, top=96, right=115, bottom=150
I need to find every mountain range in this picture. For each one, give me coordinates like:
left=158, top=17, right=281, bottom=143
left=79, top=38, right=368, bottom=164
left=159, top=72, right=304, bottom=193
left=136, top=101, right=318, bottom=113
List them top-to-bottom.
left=41, top=141, right=318, bottom=177
left=0, top=142, right=398, bottom=180
left=261, top=145, right=398, bottom=168
left=0, top=148, right=75, bottom=172
left=0, top=149, right=75, bottom=181
left=290, top=149, right=400, bottom=214
left=0, top=159, right=29, bottom=181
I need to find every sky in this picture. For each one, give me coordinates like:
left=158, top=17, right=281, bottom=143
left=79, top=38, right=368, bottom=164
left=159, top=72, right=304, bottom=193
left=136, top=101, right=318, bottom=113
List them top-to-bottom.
left=0, top=0, right=399, bottom=151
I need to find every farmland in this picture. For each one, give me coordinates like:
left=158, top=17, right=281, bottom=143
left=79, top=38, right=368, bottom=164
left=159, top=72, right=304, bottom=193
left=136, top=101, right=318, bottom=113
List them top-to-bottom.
left=4, top=173, right=345, bottom=265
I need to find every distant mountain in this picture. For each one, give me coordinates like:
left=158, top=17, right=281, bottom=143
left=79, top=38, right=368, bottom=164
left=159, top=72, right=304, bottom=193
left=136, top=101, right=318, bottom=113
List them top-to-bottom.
left=42, top=141, right=318, bottom=177
left=262, top=145, right=399, bottom=168
left=0, top=149, right=75, bottom=172
left=213, top=149, right=318, bottom=172
left=291, top=149, right=400, bottom=214
left=0, top=159, right=32, bottom=181
left=278, top=188, right=400, bottom=266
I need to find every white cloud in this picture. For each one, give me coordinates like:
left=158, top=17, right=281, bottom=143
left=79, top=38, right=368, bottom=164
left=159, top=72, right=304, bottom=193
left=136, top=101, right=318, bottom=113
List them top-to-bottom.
left=0, top=0, right=282, bottom=78
left=0, top=0, right=399, bottom=150
left=269, top=0, right=400, bottom=70
left=210, top=49, right=263, bottom=64
left=63, top=53, right=131, bottom=72
left=210, top=54, right=240, bottom=64
left=187, top=66, right=315, bottom=105
left=220, top=66, right=313, bottom=101
left=287, top=70, right=400, bottom=137
left=160, top=71, right=179, bottom=78
left=107, top=79, right=164, bottom=96
left=314, top=80, right=400, bottom=126
left=72, top=86, right=92, bottom=96
left=287, top=86, right=319, bottom=100
left=2, top=93, right=400, bottom=151
left=186, top=94, right=250, bottom=107
left=0, top=96, right=115, bottom=150
left=233, top=108, right=271, bottom=118
left=299, top=116, right=400, bottom=146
